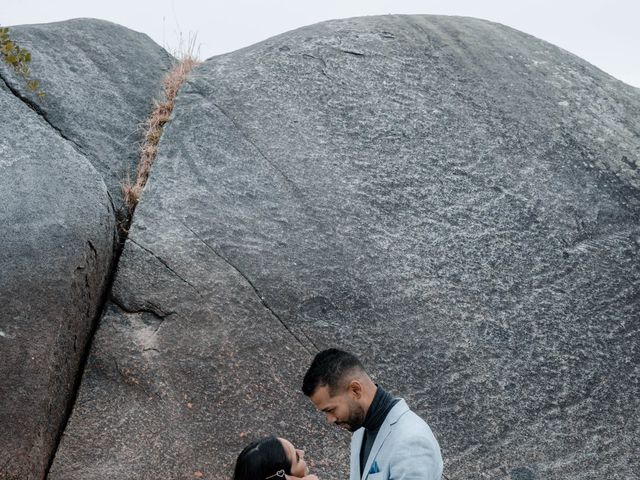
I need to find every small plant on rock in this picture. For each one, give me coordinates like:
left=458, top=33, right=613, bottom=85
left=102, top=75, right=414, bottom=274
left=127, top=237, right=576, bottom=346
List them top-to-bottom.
left=0, top=26, right=44, bottom=98
left=122, top=36, right=200, bottom=214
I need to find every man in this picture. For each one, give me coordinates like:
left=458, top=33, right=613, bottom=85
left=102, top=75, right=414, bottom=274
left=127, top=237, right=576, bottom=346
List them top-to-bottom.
left=302, top=349, right=443, bottom=480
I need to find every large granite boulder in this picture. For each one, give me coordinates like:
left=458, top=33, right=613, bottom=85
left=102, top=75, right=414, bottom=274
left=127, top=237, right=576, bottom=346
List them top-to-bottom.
left=51, top=15, right=639, bottom=480
left=0, top=18, right=174, bottom=212
left=0, top=19, right=172, bottom=480
left=0, top=80, right=114, bottom=479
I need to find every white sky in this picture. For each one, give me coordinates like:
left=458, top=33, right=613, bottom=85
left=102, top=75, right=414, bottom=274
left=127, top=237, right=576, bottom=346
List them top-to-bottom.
left=3, top=0, right=639, bottom=88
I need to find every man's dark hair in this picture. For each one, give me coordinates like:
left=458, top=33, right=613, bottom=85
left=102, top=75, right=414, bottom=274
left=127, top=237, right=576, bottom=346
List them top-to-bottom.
left=302, top=348, right=365, bottom=396
left=233, top=436, right=290, bottom=480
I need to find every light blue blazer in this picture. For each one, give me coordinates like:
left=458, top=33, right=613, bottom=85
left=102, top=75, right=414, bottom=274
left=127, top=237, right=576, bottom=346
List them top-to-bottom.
left=349, top=399, right=443, bottom=480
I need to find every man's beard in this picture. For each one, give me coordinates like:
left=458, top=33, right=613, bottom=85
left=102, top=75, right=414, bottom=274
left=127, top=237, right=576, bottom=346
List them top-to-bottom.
left=337, top=403, right=366, bottom=432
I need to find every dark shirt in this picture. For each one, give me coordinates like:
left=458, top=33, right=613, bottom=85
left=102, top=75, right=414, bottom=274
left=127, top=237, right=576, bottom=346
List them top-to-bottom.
left=359, top=386, right=399, bottom=477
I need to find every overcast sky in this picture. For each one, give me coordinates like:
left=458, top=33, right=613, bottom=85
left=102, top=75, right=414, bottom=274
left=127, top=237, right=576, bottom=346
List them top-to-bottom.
left=4, top=0, right=639, bottom=87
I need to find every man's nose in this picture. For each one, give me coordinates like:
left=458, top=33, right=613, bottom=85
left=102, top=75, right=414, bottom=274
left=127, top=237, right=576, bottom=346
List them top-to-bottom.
left=326, top=413, right=336, bottom=424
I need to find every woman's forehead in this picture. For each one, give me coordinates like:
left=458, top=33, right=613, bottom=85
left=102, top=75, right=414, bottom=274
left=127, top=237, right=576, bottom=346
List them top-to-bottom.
left=278, top=437, right=295, bottom=455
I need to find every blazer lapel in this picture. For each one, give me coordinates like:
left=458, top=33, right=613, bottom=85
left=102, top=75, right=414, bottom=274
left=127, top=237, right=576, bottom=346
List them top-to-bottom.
left=360, top=399, right=410, bottom=480
left=360, top=421, right=392, bottom=480
left=350, top=427, right=365, bottom=480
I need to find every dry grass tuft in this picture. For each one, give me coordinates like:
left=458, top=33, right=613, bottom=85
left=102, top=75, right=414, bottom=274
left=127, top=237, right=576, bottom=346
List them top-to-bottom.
left=122, top=46, right=200, bottom=214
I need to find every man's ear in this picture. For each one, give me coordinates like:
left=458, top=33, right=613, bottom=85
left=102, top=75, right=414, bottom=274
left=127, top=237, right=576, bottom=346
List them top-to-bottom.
left=348, top=379, right=363, bottom=399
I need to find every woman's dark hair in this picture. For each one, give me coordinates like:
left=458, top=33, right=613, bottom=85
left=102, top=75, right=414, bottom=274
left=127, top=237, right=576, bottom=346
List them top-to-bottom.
left=233, top=436, right=291, bottom=480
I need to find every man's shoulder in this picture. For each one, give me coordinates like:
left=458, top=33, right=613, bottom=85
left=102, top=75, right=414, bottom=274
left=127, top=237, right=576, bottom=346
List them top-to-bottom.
left=390, top=399, right=427, bottom=425
left=381, top=400, right=444, bottom=479
left=389, top=402, right=438, bottom=442
left=396, top=409, right=432, bottom=429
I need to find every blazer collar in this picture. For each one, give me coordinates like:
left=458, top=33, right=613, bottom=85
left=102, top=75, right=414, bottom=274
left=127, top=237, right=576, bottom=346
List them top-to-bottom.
left=384, top=398, right=409, bottom=426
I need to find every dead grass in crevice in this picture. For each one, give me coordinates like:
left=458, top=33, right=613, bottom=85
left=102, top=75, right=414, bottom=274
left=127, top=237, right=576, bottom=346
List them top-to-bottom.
left=121, top=53, right=200, bottom=219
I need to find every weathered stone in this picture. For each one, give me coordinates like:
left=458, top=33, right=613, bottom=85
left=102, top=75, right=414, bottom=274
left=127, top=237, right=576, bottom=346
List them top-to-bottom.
left=52, top=15, right=639, bottom=480
left=0, top=18, right=174, bottom=212
left=0, top=18, right=172, bottom=479
left=0, top=80, right=114, bottom=478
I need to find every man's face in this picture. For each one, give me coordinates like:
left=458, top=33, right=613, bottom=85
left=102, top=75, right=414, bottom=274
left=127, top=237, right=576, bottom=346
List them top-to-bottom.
left=309, top=384, right=365, bottom=432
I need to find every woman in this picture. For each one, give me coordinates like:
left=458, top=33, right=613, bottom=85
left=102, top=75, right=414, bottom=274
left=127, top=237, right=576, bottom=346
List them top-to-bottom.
left=233, top=436, right=318, bottom=480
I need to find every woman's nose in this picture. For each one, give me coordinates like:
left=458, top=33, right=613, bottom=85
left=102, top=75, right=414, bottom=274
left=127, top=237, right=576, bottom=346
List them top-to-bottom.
left=297, top=449, right=305, bottom=459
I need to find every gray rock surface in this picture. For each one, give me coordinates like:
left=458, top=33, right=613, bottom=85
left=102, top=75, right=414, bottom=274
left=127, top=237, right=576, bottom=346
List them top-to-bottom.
left=51, top=15, right=639, bottom=480
left=0, top=18, right=174, bottom=212
left=0, top=19, right=172, bottom=479
left=0, top=81, right=114, bottom=478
